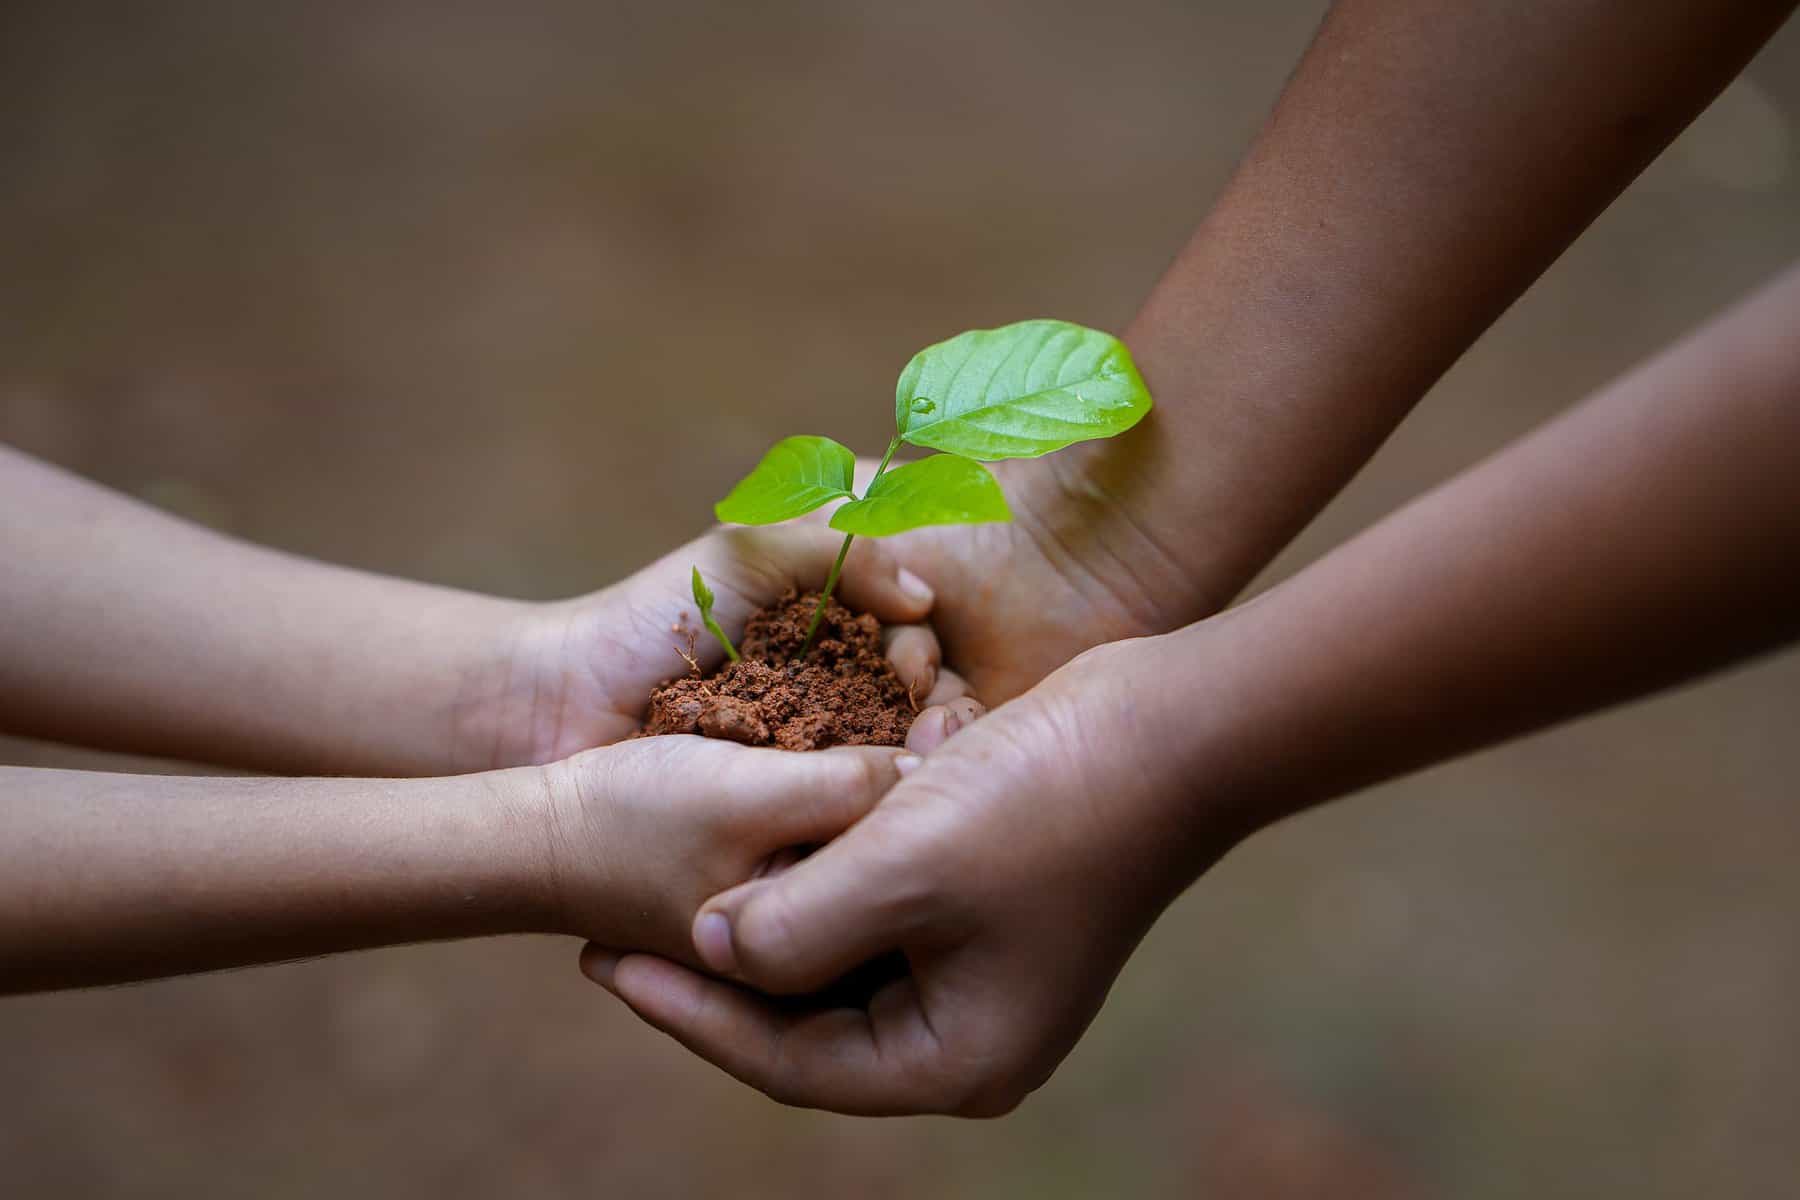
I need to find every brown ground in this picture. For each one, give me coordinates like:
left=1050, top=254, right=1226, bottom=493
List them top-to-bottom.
left=2, top=4, right=1800, bottom=1198
left=641, top=590, right=914, bottom=750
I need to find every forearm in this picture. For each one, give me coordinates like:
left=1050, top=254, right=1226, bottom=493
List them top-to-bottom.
left=1062, top=0, right=1795, bottom=619
left=1160, top=264, right=1800, bottom=838
left=0, top=447, right=529, bottom=774
left=0, top=764, right=553, bottom=992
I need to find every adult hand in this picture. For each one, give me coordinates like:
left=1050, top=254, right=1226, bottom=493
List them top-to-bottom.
left=840, top=457, right=1199, bottom=713
left=579, top=632, right=1247, bottom=1116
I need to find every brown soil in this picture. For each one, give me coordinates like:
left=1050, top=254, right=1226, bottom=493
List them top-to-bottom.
left=639, top=589, right=915, bottom=750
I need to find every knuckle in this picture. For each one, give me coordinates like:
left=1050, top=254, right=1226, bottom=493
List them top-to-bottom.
left=854, top=538, right=896, bottom=574
left=833, top=748, right=892, bottom=805
left=735, top=893, right=803, bottom=986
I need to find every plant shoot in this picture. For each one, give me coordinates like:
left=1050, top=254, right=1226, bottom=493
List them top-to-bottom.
left=704, top=319, right=1153, bottom=656
left=690, top=566, right=740, bottom=663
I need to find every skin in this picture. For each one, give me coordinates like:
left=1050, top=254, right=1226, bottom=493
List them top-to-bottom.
left=15, top=0, right=1769, bottom=778
left=576, top=0, right=1800, bottom=1114
left=823, top=0, right=1797, bottom=708
left=588, top=259, right=1800, bottom=1117
left=0, top=444, right=967, bottom=775
left=0, top=449, right=971, bottom=991
left=0, top=739, right=918, bottom=993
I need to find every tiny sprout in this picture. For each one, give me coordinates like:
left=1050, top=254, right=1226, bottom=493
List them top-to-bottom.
left=713, top=318, right=1153, bottom=657
left=690, top=566, right=740, bottom=663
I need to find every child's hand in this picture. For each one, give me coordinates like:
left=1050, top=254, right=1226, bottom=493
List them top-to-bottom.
left=457, top=524, right=976, bottom=770
left=0, top=734, right=915, bottom=992
left=537, top=736, right=918, bottom=964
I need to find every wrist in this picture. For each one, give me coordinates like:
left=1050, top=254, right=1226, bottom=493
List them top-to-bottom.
left=999, top=449, right=1221, bottom=641
left=442, top=599, right=576, bottom=773
left=1142, top=605, right=1358, bottom=847
left=1068, top=624, right=1312, bottom=908
left=426, top=765, right=566, bottom=937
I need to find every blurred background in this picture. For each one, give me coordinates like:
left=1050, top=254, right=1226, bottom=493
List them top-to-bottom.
left=3, top=2, right=1798, bottom=1195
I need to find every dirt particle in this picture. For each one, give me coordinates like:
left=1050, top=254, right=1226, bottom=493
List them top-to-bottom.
left=638, top=590, right=913, bottom=750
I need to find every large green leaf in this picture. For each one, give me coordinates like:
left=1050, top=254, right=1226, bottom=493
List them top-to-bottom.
left=895, top=319, right=1152, bottom=460
left=715, top=435, right=857, bottom=525
left=829, top=455, right=1011, bottom=537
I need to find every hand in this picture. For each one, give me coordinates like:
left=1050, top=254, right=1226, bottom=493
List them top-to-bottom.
left=454, top=449, right=1196, bottom=768
left=817, top=457, right=1200, bottom=714
left=456, top=524, right=974, bottom=770
left=579, top=633, right=1250, bottom=1115
left=539, top=737, right=923, bottom=965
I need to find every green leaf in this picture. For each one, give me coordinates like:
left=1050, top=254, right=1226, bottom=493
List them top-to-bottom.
left=895, top=319, right=1152, bottom=460
left=715, top=435, right=857, bottom=525
left=829, top=455, right=1011, bottom=537
left=690, top=566, right=739, bottom=662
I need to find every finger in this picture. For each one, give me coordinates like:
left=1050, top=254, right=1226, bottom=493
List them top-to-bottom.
left=701, top=524, right=851, bottom=607
left=833, top=539, right=934, bottom=625
left=882, top=624, right=940, bottom=701
left=923, top=667, right=973, bottom=709
left=905, top=695, right=987, bottom=754
left=734, top=744, right=919, bottom=848
left=692, top=817, right=927, bottom=995
left=755, top=845, right=808, bottom=879
left=579, top=942, right=622, bottom=988
left=604, top=953, right=949, bottom=1116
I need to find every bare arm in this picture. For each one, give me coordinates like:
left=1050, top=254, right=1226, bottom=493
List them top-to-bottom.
left=879, top=0, right=1796, bottom=706
left=1068, top=0, right=1795, bottom=614
left=1159, top=260, right=1800, bottom=825
left=590, top=263, right=1800, bottom=1116
left=0, top=447, right=526, bottom=774
left=0, top=450, right=944, bottom=774
left=0, top=739, right=914, bottom=994
left=0, top=764, right=547, bottom=991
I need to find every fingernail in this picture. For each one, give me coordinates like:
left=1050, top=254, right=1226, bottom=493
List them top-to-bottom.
left=897, top=568, right=934, bottom=607
left=895, top=751, right=923, bottom=776
left=694, top=911, right=737, bottom=975
left=580, top=946, right=620, bottom=990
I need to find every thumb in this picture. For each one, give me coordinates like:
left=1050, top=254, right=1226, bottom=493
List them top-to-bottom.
left=693, top=820, right=921, bottom=996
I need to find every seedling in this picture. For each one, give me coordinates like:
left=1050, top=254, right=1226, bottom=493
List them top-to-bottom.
left=700, top=318, right=1153, bottom=658
left=691, top=566, right=739, bottom=663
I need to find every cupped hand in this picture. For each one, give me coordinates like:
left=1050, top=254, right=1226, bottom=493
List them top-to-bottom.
left=812, top=457, right=1197, bottom=710
left=460, top=524, right=976, bottom=769
left=579, top=632, right=1252, bottom=1116
left=538, top=737, right=921, bottom=965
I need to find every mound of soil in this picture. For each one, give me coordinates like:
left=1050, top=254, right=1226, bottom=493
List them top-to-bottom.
left=639, top=589, right=915, bottom=750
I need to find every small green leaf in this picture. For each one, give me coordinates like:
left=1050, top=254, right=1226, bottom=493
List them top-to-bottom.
left=895, top=319, right=1152, bottom=460
left=715, top=435, right=857, bottom=525
left=829, top=455, right=1011, bottom=537
left=690, top=565, right=739, bottom=662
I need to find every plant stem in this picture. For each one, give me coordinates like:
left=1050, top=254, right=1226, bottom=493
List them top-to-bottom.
left=799, top=434, right=903, bottom=657
left=799, top=532, right=855, bottom=657
left=702, top=612, right=741, bottom=662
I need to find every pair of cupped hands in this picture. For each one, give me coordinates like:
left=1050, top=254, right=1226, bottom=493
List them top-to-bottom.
left=490, top=457, right=1217, bottom=1117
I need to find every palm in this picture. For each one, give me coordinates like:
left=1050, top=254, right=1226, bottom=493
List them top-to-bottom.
left=485, top=525, right=944, bottom=766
